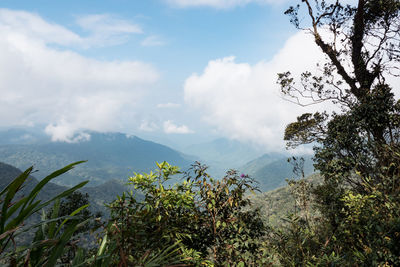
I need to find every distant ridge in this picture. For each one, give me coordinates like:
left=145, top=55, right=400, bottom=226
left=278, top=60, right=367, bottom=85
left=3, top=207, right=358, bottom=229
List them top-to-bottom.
left=0, top=128, right=48, bottom=145
left=0, top=131, right=192, bottom=186
left=183, top=138, right=265, bottom=177
left=184, top=138, right=264, bottom=167
left=240, top=154, right=315, bottom=192
left=0, top=161, right=66, bottom=201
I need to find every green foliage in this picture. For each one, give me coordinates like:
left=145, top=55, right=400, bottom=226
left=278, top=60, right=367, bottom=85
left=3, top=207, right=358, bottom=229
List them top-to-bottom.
left=273, top=0, right=400, bottom=265
left=284, top=112, right=328, bottom=149
left=240, top=154, right=315, bottom=192
left=268, top=157, right=400, bottom=266
left=0, top=160, right=271, bottom=266
left=96, top=161, right=270, bottom=266
left=101, top=161, right=195, bottom=265
left=0, top=162, right=89, bottom=266
left=0, top=162, right=128, bottom=221
left=188, top=164, right=268, bottom=265
left=266, top=177, right=334, bottom=266
left=46, top=191, right=102, bottom=264
left=56, top=191, right=101, bottom=235
left=28, top=201, right=89, bottom=267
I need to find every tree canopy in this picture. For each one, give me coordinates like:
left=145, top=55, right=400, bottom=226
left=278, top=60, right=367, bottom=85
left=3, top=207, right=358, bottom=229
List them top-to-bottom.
left=280, top=0, right=400, bottom=189
left=275, top=1, right=400, bottom=265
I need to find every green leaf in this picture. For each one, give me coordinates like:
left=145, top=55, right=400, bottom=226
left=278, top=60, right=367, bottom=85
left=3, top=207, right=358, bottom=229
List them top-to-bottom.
left=23, top=161, right=86, bottom=210
left=0, top=168, right=32, bottom=233
left=32, top=181, right=89, bottom=214
left=5, top=196, right=30, bottom=220
left=48, top=199, right=60, bottom=239
left=5, top=200, right=41, bottom=232
left=55, top=204, right=89, bottom=236
left=45, top=220, right=80, bottom=267
left=97, top=233, right=108, bottom=257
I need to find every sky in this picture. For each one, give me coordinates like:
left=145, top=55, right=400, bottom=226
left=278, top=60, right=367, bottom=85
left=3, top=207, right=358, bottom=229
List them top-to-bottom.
left=0, top=0, right=335, bottom=152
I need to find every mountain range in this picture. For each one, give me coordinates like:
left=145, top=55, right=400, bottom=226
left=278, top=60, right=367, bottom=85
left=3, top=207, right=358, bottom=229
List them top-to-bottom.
left=0, top=128, right=315, bottom=192
left=0, top=130, right=193, bottom=186
left=182, top=138, right=266, bottom=177
left=239, top=154, right=315, bottom=192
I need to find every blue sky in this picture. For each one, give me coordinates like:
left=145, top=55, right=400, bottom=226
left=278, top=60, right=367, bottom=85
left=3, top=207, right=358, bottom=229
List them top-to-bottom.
left=0, top=0, right=327, bottom=151
left=1, top=0, right=295, bottom=70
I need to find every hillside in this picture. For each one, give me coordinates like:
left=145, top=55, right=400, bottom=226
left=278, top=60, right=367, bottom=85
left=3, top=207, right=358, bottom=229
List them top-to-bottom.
left=0, top=131, right=192, bottom=186
left=183, top=138, right=266, bottom=177
left=184, top=138, right=264, bottom=166
left=240, top=154, right=315, bottom=192
left=0, top=161, right=66, bottom=201
left=0, top=162, right=139, bottom=215
left=251, top=173, right=322, bottom=226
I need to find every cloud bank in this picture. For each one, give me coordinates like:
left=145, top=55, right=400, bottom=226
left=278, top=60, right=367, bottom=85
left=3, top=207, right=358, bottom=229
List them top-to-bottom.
left=0, top=9, right=158, bottom=142
left=184, top=31, right=328, bottom=151
left=157, top=103, right=181, bottom=108
left=139, top=120, right=160, bottom=132
left=163, top=120, right=193, bottom=134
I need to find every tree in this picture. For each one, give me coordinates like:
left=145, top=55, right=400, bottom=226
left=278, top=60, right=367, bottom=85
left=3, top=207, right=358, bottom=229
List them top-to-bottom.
left=276, top=0, right=400, bottom=265
left=280, top=0, right=400, bottom=169
left=100, top=162, right=269, bottom=266
left=187, top=163, right=268, bottom=265
left=46, top=191, right=101, bottom=264
left=57, top=191, right=101, bottom=235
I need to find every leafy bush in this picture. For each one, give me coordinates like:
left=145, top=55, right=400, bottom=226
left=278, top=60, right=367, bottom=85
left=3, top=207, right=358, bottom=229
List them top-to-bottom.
left=97, top=161, right=270, bottom=266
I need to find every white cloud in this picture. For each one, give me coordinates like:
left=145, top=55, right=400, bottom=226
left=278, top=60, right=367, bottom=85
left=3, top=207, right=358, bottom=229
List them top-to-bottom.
left=165, top=0, right=285, bottom=9
left=0, top=8, right=159, bottom=142
left=0, top=9, right=142, bottom=49
left=0, top=9, right=82, bottom=46
left=76, top=14, right=143, bottom=47
left=77, top=14, right=142, bottom=34
left=184, top=31, right=329, bottom=151
left=141, top=35, right=166, bottom=47
left=157, top=102, right=181, bottom=108
left=139, top=120, right=159, bottom=132
left=163, top=120, right=193, bottom=134
left=45, top=121, right=91, bottom=143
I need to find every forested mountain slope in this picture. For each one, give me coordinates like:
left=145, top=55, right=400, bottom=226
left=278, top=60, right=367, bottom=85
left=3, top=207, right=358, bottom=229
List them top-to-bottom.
left=0, top=132, right=192, bottom=186
left=240, top=154, right=314, bottom=192
left=251, top=173, right=322, bottom=226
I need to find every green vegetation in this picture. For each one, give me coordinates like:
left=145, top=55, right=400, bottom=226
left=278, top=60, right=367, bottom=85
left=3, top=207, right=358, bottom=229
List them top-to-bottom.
left=2, top=0, right=400, bottom=266
left=272, top=0, right=400, bottom=265
left=240, top=154, right=315, bottom=192
left=0, top=162, right=89, bottom=266
left=0, top=162, right=140, bottom=218
left=1, top=162, right=270, bottom=266
left=98, top=162, right=269, bottom=266
left=251, top=173, right=322, bottom=226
